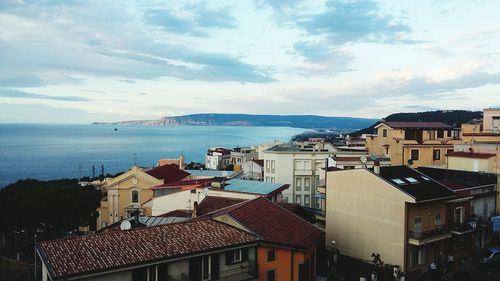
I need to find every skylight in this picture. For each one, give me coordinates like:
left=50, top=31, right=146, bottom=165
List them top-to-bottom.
left=420, top=176, right=431, bottom=181
left=405, top=177, right=419, bottom=184
left=391, top=178, right=406, bottom=185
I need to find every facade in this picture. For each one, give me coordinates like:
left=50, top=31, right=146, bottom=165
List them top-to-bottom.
left=461, top=108, right=500, bottom=144
left=366, top=121, right=462, bottom=168
left=260, top=141, right=337, bottom=206
left=230, top=146, right=258, bottom=170
left=205, top=147, right=232, bottom=170
left=157, top=154, right=185, bottom=169
left=241, top=160, right=264, bottom=181
left=96, top=165, right=190, bottom=230
left=325, top=166, right=456, bottom=273
left=38, top=219, right=259, bottom=281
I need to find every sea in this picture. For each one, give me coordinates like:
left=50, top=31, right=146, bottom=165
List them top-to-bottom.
left=0, top=124, right=305, bottom=188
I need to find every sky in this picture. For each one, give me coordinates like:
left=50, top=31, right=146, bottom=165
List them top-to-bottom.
left=0, top=0, right=499, bottom=123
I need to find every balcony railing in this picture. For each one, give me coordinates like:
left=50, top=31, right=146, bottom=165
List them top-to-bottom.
left=316, top=179, right=326, bottom=187
left=450, top=222, right=475, bottom=235
left=408, top=225, right=452, bottom=246
left=180, top=262, right=257, bottom=281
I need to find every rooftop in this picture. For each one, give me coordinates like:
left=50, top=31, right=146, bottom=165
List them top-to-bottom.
left=378, top=121, right=452, bottom=130
left=446, top=151, right=496, bottom=159
left=146, top=164, right=190, bottom=182
left=375, top=166, right=456, bottom=202
left=417, top=167, right=497, bottom=190
left=185, top=169, right=240, bottom=178
left=151, top=178, right=214, bottom=190
left=223, top=179, right=289, bottom=195
left=197, top=196, right=246, bottom=216
left=208, top=197, right=322, bottom=249
left=158, top=209, right=193, bottom=217
left=38, top=219, right=257, bottom=280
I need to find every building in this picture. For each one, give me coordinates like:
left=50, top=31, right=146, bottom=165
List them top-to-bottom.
left=461, top=108, right=500, bottom=144
left=366, top=121, right=462, bottom=167
left=260, top=141, right=337, bottom=206
left=230, top=146, right=258, bottom=170
left=205, top=147, right=232, bottom=170
left=446, top=150, right=498, bottom=173
left=157, top=154, right=185, bottom=169
left=241, top=159, right=264, bottom=181
left=96, top=165, right=190, bottom=230
left=326, top=165, right=456, bottom=273
left=417, top=167, right=498, bottom=249
left=185, top=169, right=241, bottom=179
left=220, top=179, right=289, bottom=202
left=201, top=197, right=323, bottom=281
left=97, top=215, right=189, bottom=232
left=38, top=219, right=260, bottom=281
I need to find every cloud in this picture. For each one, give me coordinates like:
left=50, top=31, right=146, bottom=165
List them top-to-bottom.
left=297, top=0, right=412, bottom=44
left=292, top=40, right=354, bottom=74
left=0, top=88, right=89, bottom=101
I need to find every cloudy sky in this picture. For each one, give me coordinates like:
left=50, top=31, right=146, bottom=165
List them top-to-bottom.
left=0, top=0, right=499, bottom=123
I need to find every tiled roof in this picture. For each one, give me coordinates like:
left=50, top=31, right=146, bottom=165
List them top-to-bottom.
left=379, top=121, right=452, bottom=129
left=446, top=151, right=496, bottom=159
left=252, top=159, right=264, bottom=166
left=146, top=164, right=190, bottom=182
left=376, top=166, right=456, bottom=202
left=224, top=179, right=289, bottom=195
left=198, top=196, right=246, bottom=216
left=210, top=197, right=322, bottom=249
left=38, top=220, right=258, bottom=279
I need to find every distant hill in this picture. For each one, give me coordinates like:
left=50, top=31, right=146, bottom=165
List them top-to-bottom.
left=351, top=110, right=482, bottom=136
left=97, top=113, right=378, bottom=130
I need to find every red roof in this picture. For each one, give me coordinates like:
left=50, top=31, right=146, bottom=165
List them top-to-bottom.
left=380, top=121, right=452, bottom=129
left=446, top=151, right=496, bottom=159
left=252, top=159, right=264, bottom=166
left=146, top=164, right=190, bottom=182
left=198, top=196, right=247, bottom=216
left=210, top=197, right=322, bottom=249
left=38, top=220, right=257, bottom=279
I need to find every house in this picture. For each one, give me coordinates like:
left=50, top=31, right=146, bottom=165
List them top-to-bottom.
left=461, top=108, right=500, bottom=144
left=366, top=121, right=462, bottom=167
left=260, top=141, right=336, bottom=206
left=230, top=146, right=258, bottom=170
left=205, top=147, right=232, bottom=170
left=157, top=154, right=185, bottom=169
left=241, top=159, right=264, bottom=181
left=96, top=165, right=190, bottom=230
left=325, top=165, right=456, bottom=273
left=417, top=167, right=498, bottom=249
left=185, top=169, right=242, bottom=179
left=202, top=197, right=323, bottom=281
left=37, top=219, right=260, bottom=281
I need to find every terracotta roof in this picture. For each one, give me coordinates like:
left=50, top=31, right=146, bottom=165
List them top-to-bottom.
left=379, top=121, right=452, bottom=129
left=446, top=151, right=496, bottom=159
left=158, top=159, right=180, bottom=166
left=252, top=159, right=264, bottom=166
left=146, top=164, right=190, bottom=183
left=198, top=196, right=247, bottom=216
left=210, top=197, right=322, bottom=249
left=158, top=209, right=193, bottom=217
left=38, top=220, right=258, bottom=279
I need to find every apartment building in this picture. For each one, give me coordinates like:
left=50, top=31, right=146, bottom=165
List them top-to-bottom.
left=461, top=108, right=500, bottom=144
left=366, top=121, right=462, bottom=168
left=260, top=141, right=336, bottom=206
left=230, top=146, right=258, bottom=169
left=205, top=147, right=232, bottom=170
left=326, top=166, right=456, bottom=273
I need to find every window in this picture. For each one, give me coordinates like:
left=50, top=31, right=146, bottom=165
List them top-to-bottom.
left=492, top=117, right=500, bottom=129
left=382, top=129, right=387, bottom=137
left=429, top=130, right=436, bottom=140
left=437, top=130, right=444, bottom=138
left=385, top=147, right=389, bottom=155
left=410, top=149, right=419, bottom=161
left=433, top=149, right=441, bottom=160
left=266, top=160, right=270, bottom=172
left=271, top=160, right=275, bottom=173
left=270, top=177, right=275, bottom=183
left=405, top=177, right=419, bottom=184
left=295, top=178, right=302, bottom=191
left=304, top=178, right=310, bottom=191
left=391, top=178, right=406, bottom=185
left=132, top=190, right=139, bottom=203
left=296, top=195, right=302, bottom=204
left=304, top=195, right=310, bottom=206
left=483, top=202, right=489, bottom=218
left=454, top=207, right=464, bottom=224
left=435, top=213, right=441, bottom=226
left=414, top=217, right=422, bottom=233
left=101, top=222, right=107, bottom=228
left=233, top=249, right=242, bottom=262
left=267, top=249, right=276, bottom=262
left=410, top=249, right=425, bottom=267
left=201, top=256, right=211, bottom=281
left=267, top=270, right=276, bottom=281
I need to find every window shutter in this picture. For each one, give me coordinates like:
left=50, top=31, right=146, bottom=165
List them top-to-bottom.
left=242, top=248, right=249, bottom=262
left=225, top=251, right=232, bottom=265
left=211, top=254, right=220, bottom=280
left=189, top=257, right=202, bottom=281
left=158, top=263, right=167, bottom=281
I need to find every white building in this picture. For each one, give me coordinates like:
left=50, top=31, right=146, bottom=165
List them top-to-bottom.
left=204, top=147, right=232, bottom=170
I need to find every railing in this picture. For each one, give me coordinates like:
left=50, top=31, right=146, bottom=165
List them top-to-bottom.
left=316, top=179, right=326, bottom=187
left=451, top=222, right=475, bottom=234
left=408, top=225, right=450, bottom=240
left=181, top=262, right=257, bottom=281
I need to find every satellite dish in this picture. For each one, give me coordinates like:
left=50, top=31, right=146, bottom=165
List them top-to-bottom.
left=360, top=156, right=368, bottom=163
left=407, top=159, right=414, bottom=166
left=120, top=220, right=132, bottom=231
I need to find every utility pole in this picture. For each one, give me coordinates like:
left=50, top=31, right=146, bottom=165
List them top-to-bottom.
left=133, top=153, right=137, bottom=166
left=78, top=164, right=82, bottom=180
left=92, top=165, right=96, bottom=179
left=101, top=165, right=104, bottom=177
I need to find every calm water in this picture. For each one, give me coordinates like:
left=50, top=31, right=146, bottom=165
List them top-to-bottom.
left=0, top=124, right=304, bottom=187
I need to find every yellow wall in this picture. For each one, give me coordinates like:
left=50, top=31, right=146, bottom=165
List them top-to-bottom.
left=447, top=156, right=496, bottom=173
left=326, top=169, right=415, bottom=272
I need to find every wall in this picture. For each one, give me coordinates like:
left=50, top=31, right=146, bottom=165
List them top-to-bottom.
left=447, top=156, right=494, bottom=173
left=326, top=169, right=415, bottom=272
left=150, top=189, right=206, bottom=216
left=407, top=201, right=447, bottom=233
left=257, top=246, right=306, bottom=281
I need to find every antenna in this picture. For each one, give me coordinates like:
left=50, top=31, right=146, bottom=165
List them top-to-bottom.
left=360, top=156, right=368, bottom=164
left=120, top=220, right=132, bottom=231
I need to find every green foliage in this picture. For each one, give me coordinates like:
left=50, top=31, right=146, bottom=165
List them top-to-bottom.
left=351, top=110, right=482, bottom=136
left=0, top=179, right=102, bottom=232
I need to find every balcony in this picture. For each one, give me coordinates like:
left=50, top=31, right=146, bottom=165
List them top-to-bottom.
left=295, top=169, right=313, bottom=176
left=316, top=179, right=326, bottom=188
left=315, top=211, right=326, bottom=222
left=450, top=222, right=476, bottom=235
left=408, top=225, right=452, bottom=246
left=179, top=262, right=257, bottom=281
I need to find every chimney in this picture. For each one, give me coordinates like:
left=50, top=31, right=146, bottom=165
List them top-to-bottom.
left=374, top=160, right=380, bottom=174
left=192, top=201, right=198, bottom=218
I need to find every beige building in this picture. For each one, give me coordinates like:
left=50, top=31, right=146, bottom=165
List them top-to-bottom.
left=461, top=108, right=500, bottom=144
left=366, top=121, right=462, bottom=168
left=325, top=166, right=455, bottom=273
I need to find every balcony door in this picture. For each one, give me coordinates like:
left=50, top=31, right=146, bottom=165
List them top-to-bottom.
left=454, top=207, right=464, bottom=224
left=201, top=256, right=211, bottom=281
